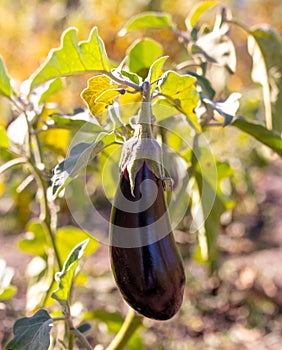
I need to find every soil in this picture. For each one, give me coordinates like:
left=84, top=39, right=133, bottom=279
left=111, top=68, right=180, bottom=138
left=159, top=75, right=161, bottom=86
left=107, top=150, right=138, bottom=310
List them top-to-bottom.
left=0, top=158, right=281, bottom=349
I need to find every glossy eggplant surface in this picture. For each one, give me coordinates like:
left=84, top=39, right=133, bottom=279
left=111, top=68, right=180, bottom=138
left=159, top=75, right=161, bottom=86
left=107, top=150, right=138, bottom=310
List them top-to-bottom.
left=110, top=162, right=185, bottom=320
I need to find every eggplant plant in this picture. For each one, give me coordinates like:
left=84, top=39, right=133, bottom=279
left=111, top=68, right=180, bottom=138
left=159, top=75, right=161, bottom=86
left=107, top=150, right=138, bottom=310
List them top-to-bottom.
left=0, top=2, right=281, bottom=349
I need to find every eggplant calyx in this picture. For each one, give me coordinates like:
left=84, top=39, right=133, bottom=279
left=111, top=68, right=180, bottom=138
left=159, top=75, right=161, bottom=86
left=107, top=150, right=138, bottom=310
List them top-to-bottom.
left=119, top=132, right=165, bottom=197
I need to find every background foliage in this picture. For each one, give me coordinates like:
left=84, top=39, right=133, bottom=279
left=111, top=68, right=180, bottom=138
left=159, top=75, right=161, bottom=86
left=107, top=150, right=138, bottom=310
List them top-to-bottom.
left=0, top=0, right=282, bottom=349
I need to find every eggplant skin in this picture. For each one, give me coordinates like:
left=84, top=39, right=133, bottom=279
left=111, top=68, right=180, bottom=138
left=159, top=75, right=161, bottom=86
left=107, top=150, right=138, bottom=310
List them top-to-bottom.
left=110, top=162, right=185, bottom=320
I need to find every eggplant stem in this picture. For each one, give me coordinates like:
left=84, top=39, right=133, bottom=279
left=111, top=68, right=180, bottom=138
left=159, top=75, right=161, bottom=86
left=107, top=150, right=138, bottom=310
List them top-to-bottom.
left=136, top=81, right=153, bottom=138
left=105, top=308, right=143, bottom=350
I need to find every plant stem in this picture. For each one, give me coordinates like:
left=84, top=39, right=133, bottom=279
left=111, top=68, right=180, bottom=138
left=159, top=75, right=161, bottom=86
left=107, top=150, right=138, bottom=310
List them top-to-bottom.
left=135, top=81, right=153, bottom=138
left=0, top=157, right=26, bottom=174
left=30, top=161, right=62, bottom=270
left=105, top=308, right=143, bottom=350
left=70, top=328, right=93, bottom=350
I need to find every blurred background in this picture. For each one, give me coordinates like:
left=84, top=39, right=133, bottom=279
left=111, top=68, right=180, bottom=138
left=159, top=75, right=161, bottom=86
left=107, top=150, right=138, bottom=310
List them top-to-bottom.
left=0, top=0, right=282, bottom=349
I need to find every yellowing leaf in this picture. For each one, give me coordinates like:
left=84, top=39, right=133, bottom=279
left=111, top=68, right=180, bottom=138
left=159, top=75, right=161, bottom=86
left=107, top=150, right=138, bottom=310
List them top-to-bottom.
left=81, top=75, right=118, bottom=123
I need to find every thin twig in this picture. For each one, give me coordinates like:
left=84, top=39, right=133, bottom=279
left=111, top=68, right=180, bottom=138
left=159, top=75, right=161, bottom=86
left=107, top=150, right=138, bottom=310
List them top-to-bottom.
left=0, top=157, right=26, bottom=174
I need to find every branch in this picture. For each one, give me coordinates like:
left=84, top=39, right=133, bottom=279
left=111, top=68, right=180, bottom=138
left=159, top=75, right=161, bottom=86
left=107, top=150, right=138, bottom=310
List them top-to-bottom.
left=105, top=308, right=143, bottom=350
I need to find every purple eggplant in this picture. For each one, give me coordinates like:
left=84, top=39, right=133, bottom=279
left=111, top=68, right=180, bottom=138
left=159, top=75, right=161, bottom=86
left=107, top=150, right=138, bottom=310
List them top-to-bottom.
left=110, top=161, right=185, bottom=320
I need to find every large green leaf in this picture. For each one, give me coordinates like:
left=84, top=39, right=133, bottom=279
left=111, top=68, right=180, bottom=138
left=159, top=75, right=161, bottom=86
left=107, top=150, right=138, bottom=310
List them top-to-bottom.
left=185, top=1, right=218, bottom=31
left=119, top=12, right=174, bottom=36
left=248, top=26, right=282, bottom=135
left=30, top=27, right=110, bottom=89
left=127, top=39, right=163, bottom=79
left=0, top=56, right=14, bottom=98
left=158, top=71, right=201, bottom=132
left=232, top=117, right=282, bottom=156
left=51, top=131, right=120, bottom=197
left=191, top=144, right=234, bottom=267
left=52, top=240, right=89, bottom=307
left=6, top=309, right=52, bottom=350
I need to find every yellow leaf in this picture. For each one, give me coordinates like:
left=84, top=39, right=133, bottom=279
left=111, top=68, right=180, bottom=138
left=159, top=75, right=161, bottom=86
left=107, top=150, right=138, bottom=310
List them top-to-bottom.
left=81, top=75, right=118, bottom=123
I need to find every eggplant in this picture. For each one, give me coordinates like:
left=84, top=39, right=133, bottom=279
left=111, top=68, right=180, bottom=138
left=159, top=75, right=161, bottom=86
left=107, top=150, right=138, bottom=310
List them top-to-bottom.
left=110, top=161, right=185, bottom=320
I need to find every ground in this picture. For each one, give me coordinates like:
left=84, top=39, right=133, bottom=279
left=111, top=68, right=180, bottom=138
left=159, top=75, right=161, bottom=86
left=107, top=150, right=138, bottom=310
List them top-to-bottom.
left=0, top=158, right=281, bottom=349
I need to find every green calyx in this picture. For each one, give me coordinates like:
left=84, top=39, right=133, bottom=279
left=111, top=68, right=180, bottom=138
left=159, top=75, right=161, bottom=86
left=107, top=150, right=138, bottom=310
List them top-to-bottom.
left=119, top=81, right=166, bottom=196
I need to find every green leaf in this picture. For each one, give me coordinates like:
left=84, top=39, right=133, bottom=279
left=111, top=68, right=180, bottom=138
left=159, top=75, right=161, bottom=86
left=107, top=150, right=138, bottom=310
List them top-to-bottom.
left=185, top=1, right=218, bottom=30
left=119, top=12, right=174, bottom=36
left=194, top=26, right=236, bottom=73
left=248, top=26, right=282, bottom=135
left=30, top=27, right=110, bottom=89
left=127, top=39, right=163, bottom=79
left=0, top=56, right=14, bottom=98
left=146, top=56, right=168, bottom=93
left=120, top=70, right=141, bottom=85
left=158, top=71, right=201, bottom=132
left=188, top=72, right=215, bottom=99
left=81, top=75, right=118, bottom=123
left=38, top=78, right=64, bottom=105
left=202, top=92, right=241, bottom=126
left=49, top=110, right=106, bottom=132
left=232, top=117, right=282, bottom=156
left=0, top=126, right=9, bottom=148
left=51, top=131, right=119, bottom=197
left=192, top=144, right=234, bottom=267
left=18, top=220, right=48, bottom=257
left=55, top=226, right=99, bottom=264
left=52, top=239, right=89, bottom=307
left=0, top=286, right=17, bottom=300
left=6, top=309, right=52, bottom=350
left=83, top=309, right=143, bottom=350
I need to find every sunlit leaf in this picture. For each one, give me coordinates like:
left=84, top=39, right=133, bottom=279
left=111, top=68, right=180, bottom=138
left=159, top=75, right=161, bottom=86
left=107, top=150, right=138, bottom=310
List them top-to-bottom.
left=185, top=1, right=218, bottom=30
left=119, top=12, right=174, bottom=36
left=194, top=26, right=236, bottom=73
left=248, top=26, right=282, bottom=135
left=30, top=27, right=110, bottom=89
left=127, top=39, right=163, bottom=79
left=0, top=56, right=14, bottom=98
left=146, top=56, right=168, bottom=93
left=120, top=70, right=141, bottom=85
left=158, top=71, right=201, bottom=131
left=81, top=75, right=118, bottom=122
left=38, top=78, right=64, bottom=105
left=202, top=92, right=241, bottom=126
left=49, top=110, right=106, bottom=132
left=7, top=114, right=28, bottom=146
left=232, top=117, right=282, bottom=156
left=0, top=126, right=9, bottom=148
left=40, top=128, right=70, bottom=155
left=51, top=132, right=120, bottom=197
left=99, top=144, right=121, bottom=199
left=191, top=144, right=234, bottom=267
left=18, top=220, right=49, bottom=257
left=55, top=226, right=99, bottom=263
left=52, top=239, right=89, bottom=307
left=0, top=286, right=17, bottom=300
left=6, top=309, right=52, bottom=350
